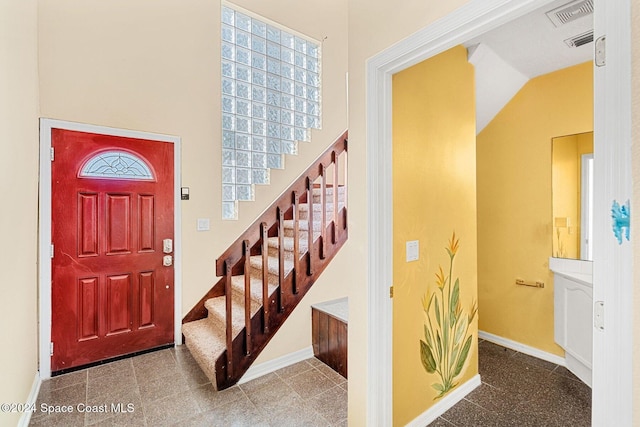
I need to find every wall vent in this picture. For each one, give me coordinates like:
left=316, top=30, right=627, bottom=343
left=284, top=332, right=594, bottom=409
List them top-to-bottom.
left=546, top=0, right=594, bottom=27
left=564, top=30, right=594, bottom=48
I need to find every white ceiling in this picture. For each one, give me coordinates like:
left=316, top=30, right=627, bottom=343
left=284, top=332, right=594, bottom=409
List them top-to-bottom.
left=463, top=0, right=594, bottom=132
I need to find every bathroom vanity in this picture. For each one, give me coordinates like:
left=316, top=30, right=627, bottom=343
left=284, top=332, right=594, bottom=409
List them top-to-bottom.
left=549, top=257, right=592, bottom=387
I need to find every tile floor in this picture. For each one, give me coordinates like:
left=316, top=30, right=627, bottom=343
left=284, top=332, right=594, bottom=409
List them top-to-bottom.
left=28, top=340, right=590, bottom=426
left=430, top=340, right=592, bottom=426
left=28, top=346, right=347, bottom=427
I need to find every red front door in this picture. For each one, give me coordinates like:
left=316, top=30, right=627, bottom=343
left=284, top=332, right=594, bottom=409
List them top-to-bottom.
left=51, top=128, right=174, bottom=372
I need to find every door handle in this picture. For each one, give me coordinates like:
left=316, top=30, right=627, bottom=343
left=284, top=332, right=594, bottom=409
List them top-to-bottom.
left=163, top=239, right=173, bottom=254
left=163, top=255, right=173, bottom=267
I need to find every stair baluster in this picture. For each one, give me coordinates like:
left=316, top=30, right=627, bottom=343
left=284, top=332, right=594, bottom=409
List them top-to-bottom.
left=343, top=145, right=348, bottom=228
left=332, top=151, right=339, bottom=243
left=320, top=164, right=327, bottom=260
left=306, top=177, right=314, bottom=276
left=292, top=191, right=300, bottom=294
left=277, top=208, right=285, bottom=312
left=261, top=222, right=269, bottom=334
left=243, top=240, right=252, bottom=355
left=224, top=261, right=233, bottom=380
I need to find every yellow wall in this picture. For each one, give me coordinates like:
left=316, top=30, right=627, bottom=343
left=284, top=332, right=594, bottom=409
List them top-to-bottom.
left=37, top=0, right=347, bottom=367
left=0, top=1, right=40, bottom=425
left=392, top=46, right=478, bottom=426
left=477, top=62, right=593, bottom=355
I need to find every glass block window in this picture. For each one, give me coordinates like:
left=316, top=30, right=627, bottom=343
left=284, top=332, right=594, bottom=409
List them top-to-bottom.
left=221, top=4, right=322, bottom=219
left=79, top=151, right=154, bottom=181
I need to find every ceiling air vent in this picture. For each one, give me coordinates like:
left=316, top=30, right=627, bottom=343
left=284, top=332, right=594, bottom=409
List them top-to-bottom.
left=546, top=0, right=594, bottom=27
left=564, top=30, right=594, bottom=48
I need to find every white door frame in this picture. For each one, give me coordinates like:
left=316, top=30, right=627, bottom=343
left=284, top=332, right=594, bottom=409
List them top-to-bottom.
left=366, top=0, right=632, bottom=425
left=38, top=118, right=183, bottom=379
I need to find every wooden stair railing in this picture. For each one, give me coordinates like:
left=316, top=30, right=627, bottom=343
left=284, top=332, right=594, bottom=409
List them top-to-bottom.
left=182, top=130, right=348, bottom=390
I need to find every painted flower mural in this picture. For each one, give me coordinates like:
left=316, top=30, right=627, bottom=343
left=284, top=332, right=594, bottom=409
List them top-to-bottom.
left=420, top=231, right=477, bottom=398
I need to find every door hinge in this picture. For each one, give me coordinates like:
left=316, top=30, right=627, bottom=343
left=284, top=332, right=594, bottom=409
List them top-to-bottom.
left=595, top=35, right=606, bottom=67
left=50, top=147, right=55, bottom=161
left=50, top=244, right=54, bottom=258
left=389, top=286, right=394, bottom=298
left=594, top=301, right=604, bottom=331
left=50, top=342, right=54, bottom=356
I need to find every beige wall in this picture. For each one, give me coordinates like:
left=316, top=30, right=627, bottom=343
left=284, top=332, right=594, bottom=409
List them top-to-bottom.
left=37, top=0, right=348, bottom=367
left=0, top=1, right=40, bottom=425
left=632, top=1, right=640, bottom=425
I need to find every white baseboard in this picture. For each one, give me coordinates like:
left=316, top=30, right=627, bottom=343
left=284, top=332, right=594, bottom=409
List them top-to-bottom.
left=479, top=331, right=566, bottom=366
left=238, top=346, right=314, bottom=384
left=18, top=372, right=41, bottom=427
left=406, top=374, right=482, bottom=427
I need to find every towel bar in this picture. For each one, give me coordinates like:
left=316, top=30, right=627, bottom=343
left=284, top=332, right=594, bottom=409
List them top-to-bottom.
left=515, top=278, right=544, bottom=288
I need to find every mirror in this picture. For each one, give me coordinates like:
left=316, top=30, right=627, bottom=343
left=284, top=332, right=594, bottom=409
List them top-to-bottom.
left=551, top=132, right=593, bottom=261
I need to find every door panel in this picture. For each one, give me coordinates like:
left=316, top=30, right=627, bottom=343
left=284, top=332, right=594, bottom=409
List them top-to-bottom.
left=51, top=128, right=174, bottom=372
left=78, top=193, right=99, bottom=257
left=106, top=194, right=132, bottom=254
left=139, top=195, right=155, bottom=252
left=139, top=272, right=155, bottom=327
left=105, top=273, right=132, bottom=335
left=78, top=277, right=99, bottom=340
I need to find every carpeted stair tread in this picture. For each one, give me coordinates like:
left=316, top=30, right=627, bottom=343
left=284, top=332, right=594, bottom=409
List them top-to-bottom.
left=311, top=186, right=346, bottom=203
left=297, top=201, right=344, bottom=212
left=298, top=202, right=345, bottom=222
left=282, top=219, right=329, bottom=232
left=283, top=227, right=321, bottom=240
left=267, top=235, right=309, bottom=254
left=249, top=254, right=294, bottom=276
left=230, top=274, right=277, bottom=304
left=204, top=292, right=259, bottom=337
left=182, top=319, right=226, bottom=386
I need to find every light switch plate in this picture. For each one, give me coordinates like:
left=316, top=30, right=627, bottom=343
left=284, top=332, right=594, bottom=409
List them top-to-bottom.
left=197, top=218, right=210, bottom=231
left=406, top=240, right=419, bottom=262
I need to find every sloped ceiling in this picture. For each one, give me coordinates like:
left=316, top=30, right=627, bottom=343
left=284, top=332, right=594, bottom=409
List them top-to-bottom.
left=464, top=0, right=594, bottom=133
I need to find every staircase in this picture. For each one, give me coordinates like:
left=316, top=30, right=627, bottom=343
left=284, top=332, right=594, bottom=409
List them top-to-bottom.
left=182, top=131, right=348, bottom=390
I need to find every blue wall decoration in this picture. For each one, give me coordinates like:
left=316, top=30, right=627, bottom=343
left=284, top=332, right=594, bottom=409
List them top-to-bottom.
left=611, top=199, right=630, bottom=244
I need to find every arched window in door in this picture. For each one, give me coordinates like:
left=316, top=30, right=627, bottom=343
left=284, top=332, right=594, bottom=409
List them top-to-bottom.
left=79, top=150, right=155, bottom=181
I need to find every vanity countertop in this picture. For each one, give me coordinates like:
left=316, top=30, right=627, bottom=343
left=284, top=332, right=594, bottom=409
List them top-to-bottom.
left=549, top=257, right=592, bottom=286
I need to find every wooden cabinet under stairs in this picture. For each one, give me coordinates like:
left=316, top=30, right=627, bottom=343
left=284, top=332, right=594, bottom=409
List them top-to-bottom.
left=182, top=132, right=348, bottom=390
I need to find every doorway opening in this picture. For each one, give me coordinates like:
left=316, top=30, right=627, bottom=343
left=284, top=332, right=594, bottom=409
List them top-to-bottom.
left=366, top=0, right=633, bottom=425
